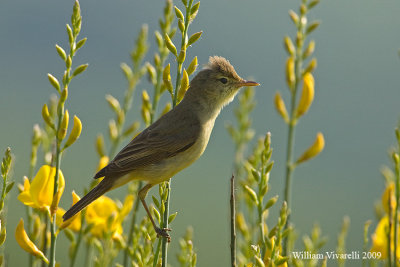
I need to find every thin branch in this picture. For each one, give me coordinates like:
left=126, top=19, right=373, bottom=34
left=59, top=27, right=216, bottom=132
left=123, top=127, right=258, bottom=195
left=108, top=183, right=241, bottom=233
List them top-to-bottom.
left=230, top=174, right=237, bottom=267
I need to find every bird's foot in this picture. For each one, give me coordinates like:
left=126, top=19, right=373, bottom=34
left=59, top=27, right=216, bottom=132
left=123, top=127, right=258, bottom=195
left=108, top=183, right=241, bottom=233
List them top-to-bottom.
left=155, top=227, right=171, bottom=242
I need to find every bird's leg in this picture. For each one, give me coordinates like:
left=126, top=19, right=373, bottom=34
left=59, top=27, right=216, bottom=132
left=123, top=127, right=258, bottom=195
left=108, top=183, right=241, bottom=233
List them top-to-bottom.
left=138, top=183, right=171, bottom=242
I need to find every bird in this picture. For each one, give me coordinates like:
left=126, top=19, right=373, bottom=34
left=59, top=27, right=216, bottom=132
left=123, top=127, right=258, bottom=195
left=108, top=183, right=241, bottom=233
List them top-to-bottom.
left=63, top=56, right=259, bottom=240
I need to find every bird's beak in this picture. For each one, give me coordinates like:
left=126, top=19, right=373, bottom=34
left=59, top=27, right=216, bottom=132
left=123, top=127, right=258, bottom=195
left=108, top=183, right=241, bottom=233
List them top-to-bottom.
left=238, top=80, right=260, bottom=87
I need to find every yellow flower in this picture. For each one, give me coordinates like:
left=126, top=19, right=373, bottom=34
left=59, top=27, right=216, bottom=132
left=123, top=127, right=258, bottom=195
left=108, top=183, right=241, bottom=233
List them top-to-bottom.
left=18, top=165, right=65, bottom=214
left=382, top=182, right=396, bottom=214
left=56, top=191, right=81, bottom=232
left=85, top=195, right=133, bottom=237
left=371, top=215, right=400, bottom=258
left=15, top=219, right=49, bottom=264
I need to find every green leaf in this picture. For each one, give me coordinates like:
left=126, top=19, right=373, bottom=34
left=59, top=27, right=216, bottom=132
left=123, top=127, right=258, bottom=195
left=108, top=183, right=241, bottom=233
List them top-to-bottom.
left=164, top=34, right=177, bottom=57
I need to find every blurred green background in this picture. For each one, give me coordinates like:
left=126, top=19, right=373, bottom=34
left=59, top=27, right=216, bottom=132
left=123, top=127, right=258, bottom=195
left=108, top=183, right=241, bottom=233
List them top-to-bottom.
left=1, top=0, right=400, bottom=266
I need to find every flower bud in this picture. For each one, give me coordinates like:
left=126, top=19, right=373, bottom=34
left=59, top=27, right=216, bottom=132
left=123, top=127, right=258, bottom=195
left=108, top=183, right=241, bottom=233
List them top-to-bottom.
left=174, top=6, right=184, bottom=21
left=289, top=10, right=299, bottom=25
left=178, top=19, right=185, bottom=33
left=187, top=31, right=202, bottom=47
left=164, top=34, right=177, bottom=57
left=284, top=36, right=295, bottom=56
left=303, top=40, right=315, bottom=59
left=55, top=44, right=67, bottom=61
left=178, top=49, right=186, bottom=64
left=187, top=56, right=198, bottom=76
left=285, top=57, right=295, bottom=90
left=304, top=58, right=317, bottom=74
left=120, top=63, right=133, bottom=80
left=146, top=63, right=156, bottom=84
left=72, top=64, right=88, bottom=77
left=163, top=64, right=171, bottom=84
left=178, top=69, right=189, bottom=102
left=295, top=72, right=314, bottom=118
left=47, top=73, right=60, bottom=92
left=60, top=88, right=68, bottom=104
left=142, top=90, right=152, bottom=110
left=274, top=92, right=289, bottom=123
left=105, top=94, right=121, bottom=113
left=161, top=103, right=172, bottom=116
left=42, top=104, right=55, bottom=130
left=58, top=110, right=69, bottom=140
left=64, top=115, right=82, bottom=149
left=109, top=120, right=118, bottom=140
left=122, top=122, right=140, bottom=138
left=296, top=132, right=325, bottom=164
left=96, top=134, right=105, bottom=157
left=244, top=185, right=259, bottom=206
left=264, top=195, right=279, bottom=210
left=236, top=212, right=249, bottom=236
left=15, top=219, right=49, bottom=264
left=0, top=227, right=6, bottom=246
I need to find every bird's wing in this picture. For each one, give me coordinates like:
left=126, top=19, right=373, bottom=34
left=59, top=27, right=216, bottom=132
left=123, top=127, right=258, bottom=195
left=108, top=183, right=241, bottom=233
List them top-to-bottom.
left=95, top=111, right=200, bottom=178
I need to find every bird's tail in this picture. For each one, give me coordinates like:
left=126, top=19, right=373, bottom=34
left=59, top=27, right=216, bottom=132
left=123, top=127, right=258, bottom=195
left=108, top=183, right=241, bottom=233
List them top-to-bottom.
left=63, top=178, right=113, bottom=221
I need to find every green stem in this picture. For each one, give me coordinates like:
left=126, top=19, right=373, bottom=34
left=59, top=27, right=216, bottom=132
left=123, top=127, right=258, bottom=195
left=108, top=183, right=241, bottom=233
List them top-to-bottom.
left=172, top=0, right=193, bottom=106
left=162, top=1, right=194, bottom=265
left=282, top=11, right=305, bottom=255
left=125, top=52, right=168, bottom=267
left=49, top=111, right=63, bottom=266
left=28, top=152, right=36, bottom=267
left=394, top=154, right=400, bottom=264
left=230, top=175, right=237, bottom=267
left=161, top=180, right=171, bottom=267
left=123, top=181, right=142, bottom=267
left=388, top=191, right=393, bottom=267
left=27, top=205, right=34, bottom=267
left=41, top=215, right=49, bottom=267
left=70, top=216, right=85, bottom=267
left=153, top=236, right=162, bottom=267
left=84, top=241, right=93, bottom=267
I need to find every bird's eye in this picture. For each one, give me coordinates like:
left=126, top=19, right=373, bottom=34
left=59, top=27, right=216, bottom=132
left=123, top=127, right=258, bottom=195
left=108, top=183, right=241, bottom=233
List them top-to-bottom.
left=219, top=78, right=228, bottom=84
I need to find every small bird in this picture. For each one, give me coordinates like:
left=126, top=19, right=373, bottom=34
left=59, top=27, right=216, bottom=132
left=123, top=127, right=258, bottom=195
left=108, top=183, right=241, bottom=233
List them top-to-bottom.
left=63, top=56, right=259, bottom=240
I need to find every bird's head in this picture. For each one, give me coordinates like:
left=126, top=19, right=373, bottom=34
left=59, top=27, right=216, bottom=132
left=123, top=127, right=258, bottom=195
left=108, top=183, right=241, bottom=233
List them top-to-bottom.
left=187, top=56, right=259, bottom=109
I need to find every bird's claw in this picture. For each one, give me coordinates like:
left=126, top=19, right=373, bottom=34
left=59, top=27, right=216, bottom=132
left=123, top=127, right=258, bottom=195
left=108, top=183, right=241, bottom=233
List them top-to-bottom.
left=155, top=227, right=171, bottom=242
